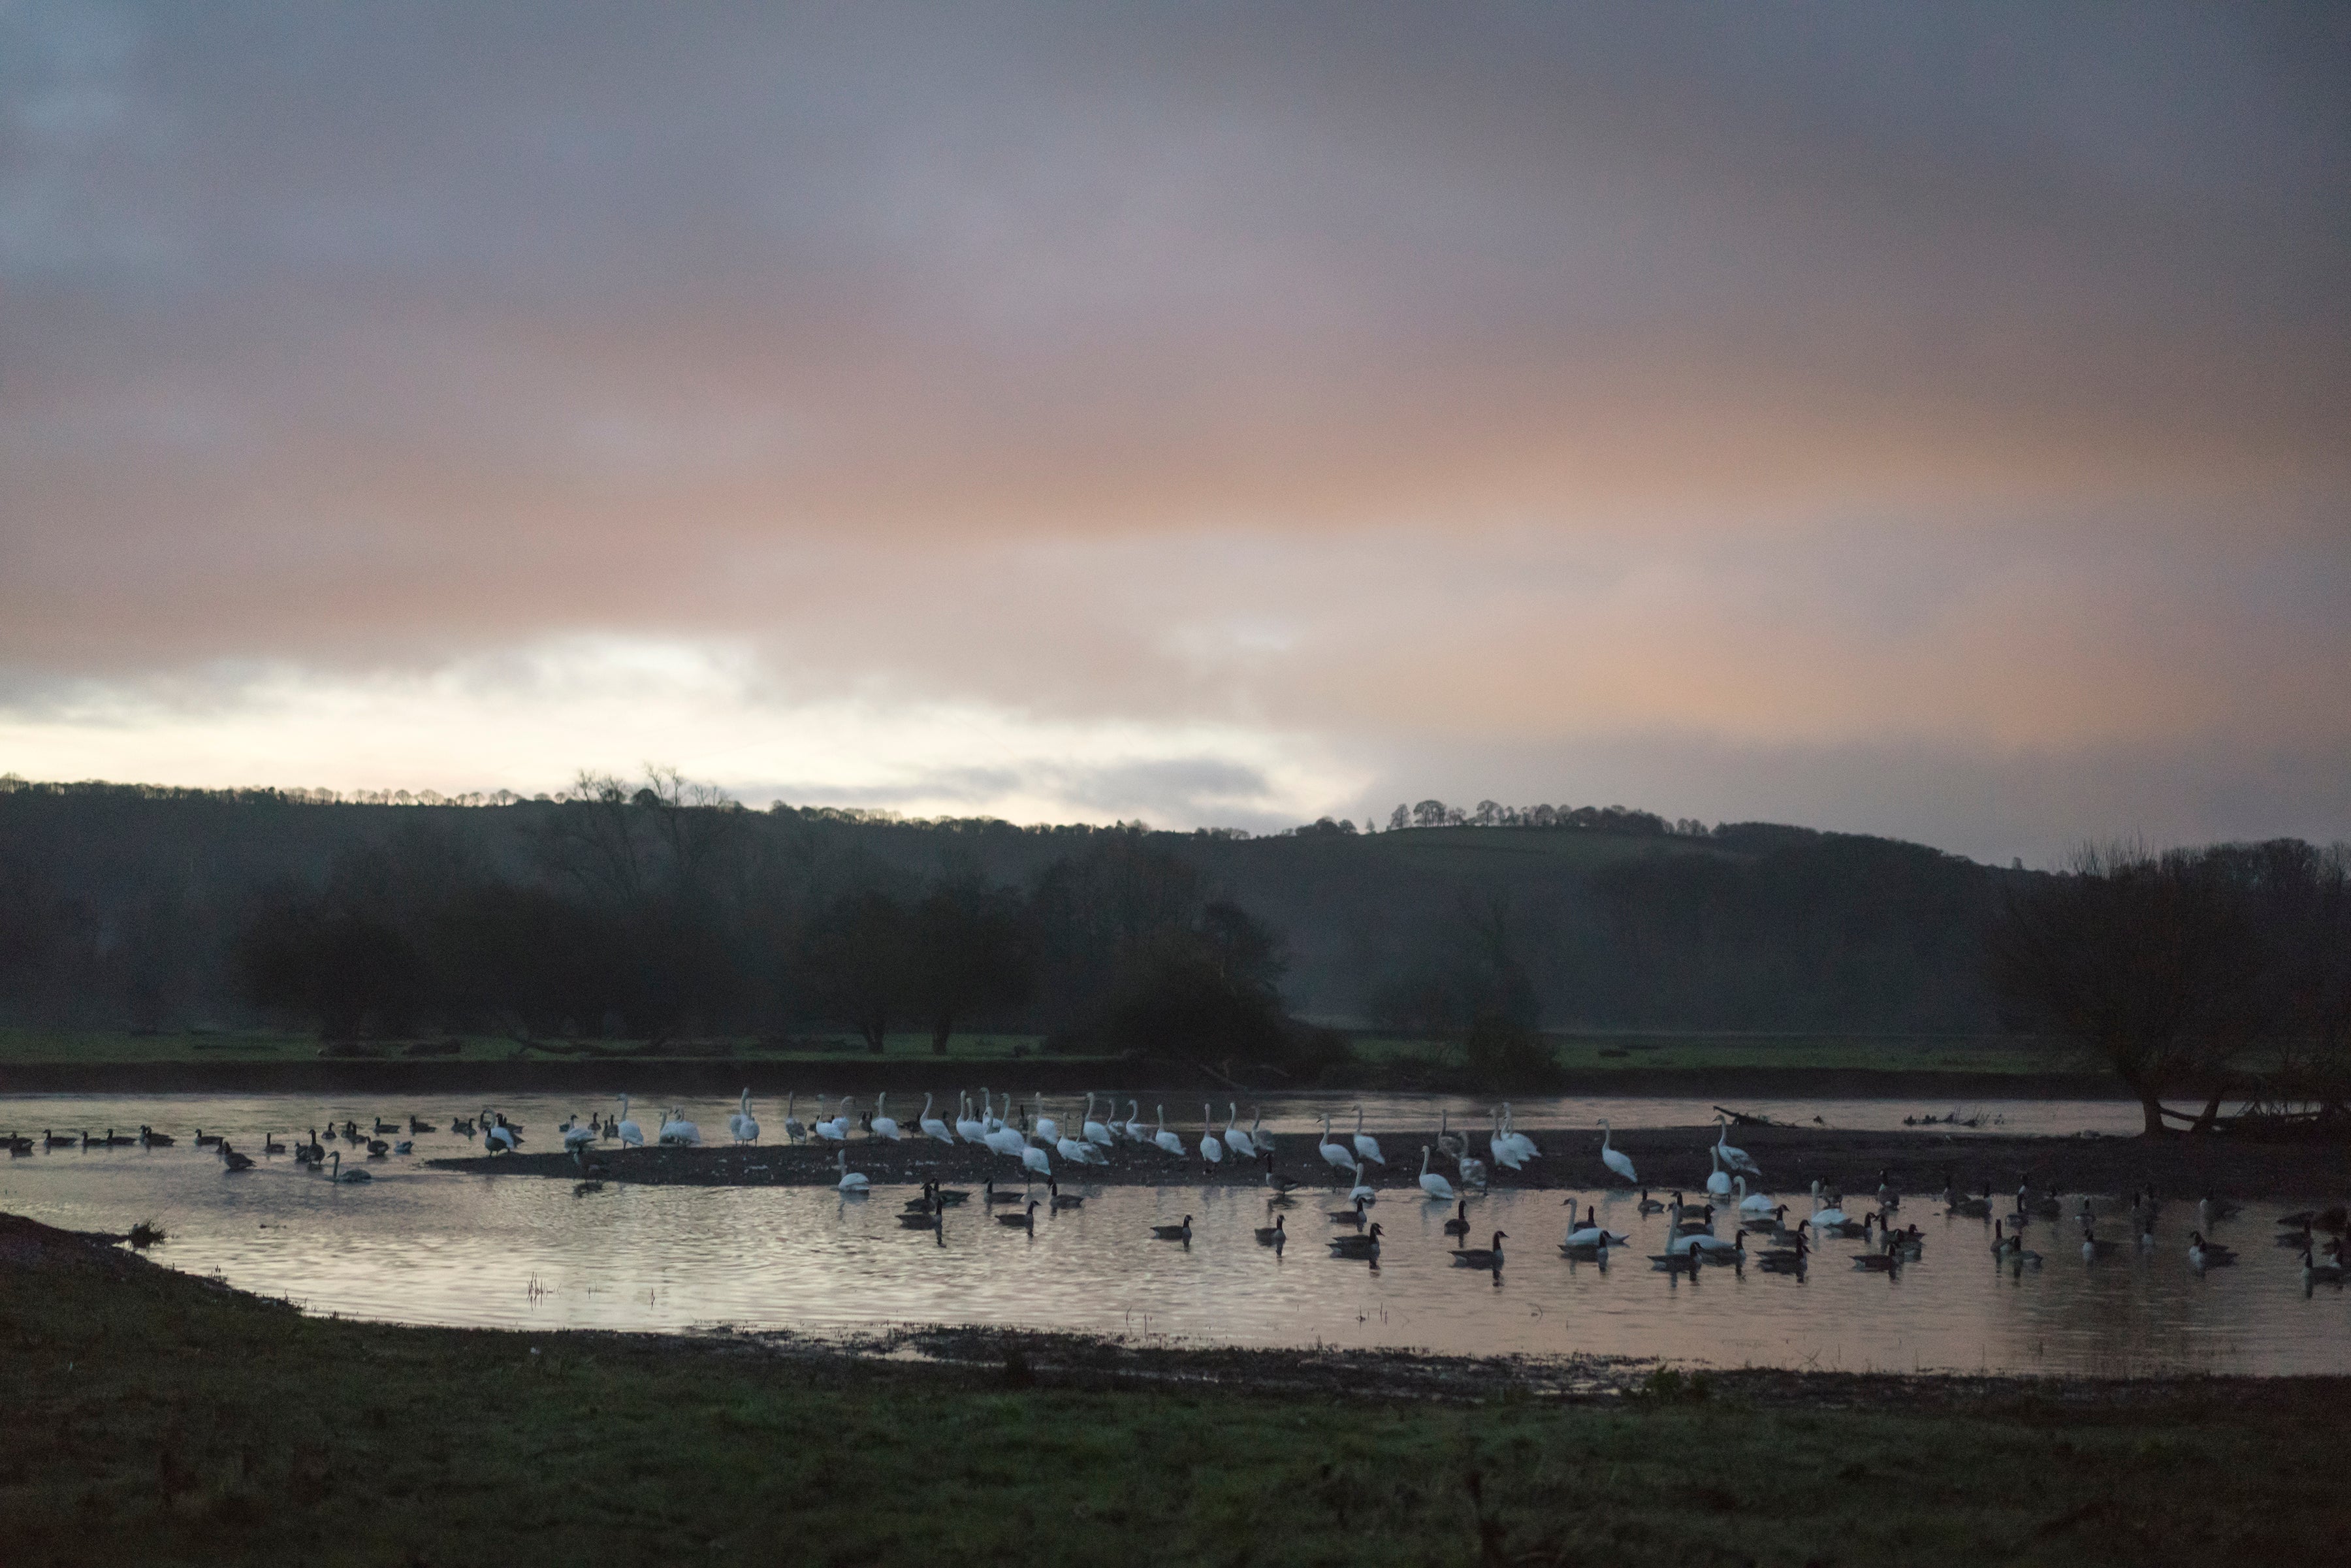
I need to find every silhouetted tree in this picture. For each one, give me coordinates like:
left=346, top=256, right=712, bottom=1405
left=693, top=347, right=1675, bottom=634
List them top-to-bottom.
left=1986, top=844, right=2268, bottom=1135
left=908, top=884, right=1032, bottom=1055
left=797, top=889, right=911, bottom=1051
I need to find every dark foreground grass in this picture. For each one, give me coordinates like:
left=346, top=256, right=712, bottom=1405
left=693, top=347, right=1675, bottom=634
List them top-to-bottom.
left=2, top=1219, right=2343, bottom=1566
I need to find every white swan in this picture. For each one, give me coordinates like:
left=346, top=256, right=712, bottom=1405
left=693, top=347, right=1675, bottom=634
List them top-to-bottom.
left=978, top=1089, right=1004, bottom=1134
left=735, top=1090, right=760, bottom=1145
left=783, top=1091, right=807, bottom=1144
left=869, top=1093, right=902, bottom=1142
left=1083, top=1093, right=1113, bottom=1149
left=920, top=1094, right=954, bottom=1145
left=955, top=1094, right=987, bottom=1144
left=616, top=1095, right=644, bottom=1148
left=1032, top=1095, right=1059, bottom=1145
left=822, top=1096, right=854, bottom=1142
left=1121, top=1100, right=1147, bottom=1143
left=1223, top=1103, right=1257, bottom=1160
left=1499, top=1103, right=1540, bottom=1162
left=1198, top=1104, right=1224, bottom=1167
left=1151, top=1106, right=1185, bottom=1158
left=1351, top=1106, right=1385, bottom=1167
left=658, top=1107, right=700, bottom=1146
left=1488, top=1107, right=1524, bottom=1172
left=984, top=1112, right=1029, bottom=1159
left=1714, top=1114, right=1761, bottom=1176
left=1317, top=1115, right=1356, bottom=1176
left=562, top=1118, right=597, bottom=1153
left=1597, top=1119, right=1637, bottom=1185
left=1021, top=1140, right=1053, bottom=1179
left=1418, top=1146, right=1458, bottom=1202
left=1705, top=1147, right=1733, bottom=1199
left=835, top=1149, right=869, bottom=1194
left=1348, top=1161, right=1377, bottom=1205
left=1735, top=1176, right=1774, bottom=1217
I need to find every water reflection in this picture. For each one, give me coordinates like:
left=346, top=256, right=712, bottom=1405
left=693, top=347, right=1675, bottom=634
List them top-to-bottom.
left=3, top=1094, right=2344, bottom=1376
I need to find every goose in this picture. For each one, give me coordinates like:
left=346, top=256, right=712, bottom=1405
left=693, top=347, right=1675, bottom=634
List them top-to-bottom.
left=735, top=1091, right=760, bottom=1145
left=869, top=1094, right=902, bottom=1142
left=615, top=1095, right=645, bottom=1148
left=919, top=1095, right=954, bottom=1146
left=955, top=1095, right=987, bottom=1145
left=1083, top=1095, right=1115, bottom=1149
left=1198, top=1104, right=1224, bottom=1169
left=1223, top=1104, right=1257, bottom=1161
left=1152, top=1106, right=1185, bottom=1159
left=1350, top=1108, right=1385, bottom=1168
left=1486, top=1108, right=1524, bottom=1173
left=409, top=1114, right=434, bottom=1134
left=487, top=1115, right=522, bottom=1153
left=1317, top=1115, right=1356, bottom=1176
left=1713, top=1115, right=1760, bottom=1177
left=452, top=1116, right=477, bottom=1136
left=372, top=1117, right=398, bottom=1135
left=1597, top=1119, right=1637, bottom=1185
left=136, top=1125, right=175, bottom=1148
left=42, top=1129, right=73, bottom=1149
left=193, top=1129, right=223, bottom=1148
left=295, top=1130, right=325, bottom=1162
left=5, top=1131, right=38, bottom=1155
left=260, top=1132, right=284, bottom=1155
left=365, top=1138, right=391, bottom=1159
left=219, top=1140, right=255, bottom=1172
left=1417, top=1146, right=1458, bottom=1202
left=1704, top=1147, right=1733, bottom=1200
left=835, top=1150, right=869, bottom=1194
left=325, top=1151, right=368, bottom=1182
left=1345, top=1162, right=1377, bottom=1206
left=1047, top=1177, right=1084, bottom=1211
left=1735, top=1177, right=1774, bottom=1218
left=984, top=1178, right=1024, bottom=1206
left=1637, top=1188, right=1663, bottom=1215
left=2199, top=1193, right=2241, bottom=1231
left=1328, top=1196, right=1370, bottom=1230
left=996, top=1200, right=1039, bottom=1232
left=1443, top=1200, right=1471, bottom=1240
left=1741, top=1204, right=1791, bottom=1236
left=1562, top=1205, right=1629, bottom=1249
left=898, top=1206, right=945, bottom=1232
left=2276, top=1206, right=2348, bottom=1233
left=1254, top=1213, right=1287, bottom=1249
left=1149, top=1215, right=1194, bottom=1243
left=1991, top=1219, right=2017, bottom=1257
left=2138, top=1220, right=2158, bottom=1252
left=1328, top=1222, right=1383, bottom=1259
left=1889, top=1225, right=1924, bottom=1260
left=2081, top=1226, right=2119, bottom=1262
left=1452, top=1230, right=1507, bottom=1269
left=1686, top=1230, right=1746, bottom=1264
left=2187, top=1231, right=2237, bottom=1271
left=1757, top=1232, right=1809, bottom=1273
left=1648, top=1247, right=1702, bottom=1275
left=1852, top=1247, right=1899, bottom=1273
left=2301, top=1247, right=2346, bottom=1287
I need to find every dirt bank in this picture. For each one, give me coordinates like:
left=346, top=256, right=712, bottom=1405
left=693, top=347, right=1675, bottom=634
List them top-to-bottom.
left=432, top=1119, right=2351, bottom=1202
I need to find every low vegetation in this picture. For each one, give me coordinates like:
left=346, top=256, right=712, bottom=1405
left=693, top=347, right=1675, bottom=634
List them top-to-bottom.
left=1, top=1215, right=2342, bottom=1564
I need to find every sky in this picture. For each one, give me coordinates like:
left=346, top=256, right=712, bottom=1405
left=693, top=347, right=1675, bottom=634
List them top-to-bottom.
left=3, top=2, right=2347, bottom=864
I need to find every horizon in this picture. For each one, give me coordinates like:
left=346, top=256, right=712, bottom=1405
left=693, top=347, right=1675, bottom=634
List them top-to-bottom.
left=6, top=5, right=2347, bottom=865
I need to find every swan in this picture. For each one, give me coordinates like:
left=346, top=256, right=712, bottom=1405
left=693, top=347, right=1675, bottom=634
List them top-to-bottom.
left=978, top=1089, right=1005, bottom=1135
left=734, top=1092, right=759, bottom=1145
left=782, top=1092, right=807, bottom=1145
left=870, top=1093, right=902, bottom=1142
left=920, top=1094, right=954, bottom=1145
left=955, top=1094, right=987, bottom=1144
left=1083, top=1094, right=1113, bottom=1149
left=615, top=1095, right=645, bottom=1148
left=726, top=1095, right=746, bottom=1144
left=1032, top=1095, right=1059, bottom=1146
left=818, top=1097, right=852, bottom=1143
left=1121, top=1100, right=1147, bottom=1143
left=1198, top=1104, right=1224, bottom=1168
left=1223, top=1104, right=1257, bottom=1160
left=1499, top=1104, right=1539, bottom=1162
left=1151, top=1106, right=1185, bottom=1158
left=1351, top=1107, right=1385, bottom=1167
left=656, top=1108, right=699, bottom=1146
left=1247, top=1108, right=1270, bottom=1154
left=1487, top=1108, right=1524, bottom=1172
left=1436, top=1109, right=1465, bottom=1164
left=487, top=1114, right=522, bottom=1153
left=1714, top=1114, right=1760, bottom=1176
left=984, top=1115, right=1029, bottom=1159
left=1317, top=1115, right=1356, bottom=1176
left=563, top=1119, right=598, bottom=1154
left=1597, top=1119, right=1637, bottom=1185
left=1055, top=1129, right=1102, bottom=1168
left=1020, top=1140, right=1053, bottom=1179
left=1417, top=1147, right=1458, bottom=1202
left=1704, top=1147, right=1733, bottom=1199
left=835, top=1150, right=869, bottom=1194
left=325, top=1151, right=369, bottom=1183
left=1347, top=1162, right=1377, bottom=1206
left=1735, top=1177, right=1774, bottom=1217
left=1563, top=1207, right=1628, bottom=1249
left=1149, top=1215, right=1194, bottom=1243
left=1452, top=1230, right=1507, bottom=1269
left=2302, top=1246, right=2346, bottom=1288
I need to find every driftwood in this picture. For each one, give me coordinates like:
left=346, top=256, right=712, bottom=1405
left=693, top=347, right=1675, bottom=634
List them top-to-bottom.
left=1713, top=1104, right=1781, bottom=1127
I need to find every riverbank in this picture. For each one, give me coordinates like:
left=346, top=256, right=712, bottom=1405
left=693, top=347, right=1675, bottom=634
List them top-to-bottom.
left=432, top=1121, right=2351, bottom=1202
left=1, top=1211, right=2339, bottom=1565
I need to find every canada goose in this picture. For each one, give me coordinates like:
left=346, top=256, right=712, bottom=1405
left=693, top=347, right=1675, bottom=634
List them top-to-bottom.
left=409, top=1115, right=432, bottom=1134
left=372, top=1117, right=397, bottom=1135
left=1597, top=1119, right=1636, bottom=1185
left=138, top=1126, right=175, bottom=1148
left=193, top=1129, right=223, bottom=1148
left=42, top=1130, right=72, bottom=1149
left=3, top=1132, right=30, bottom=1157
left=262, top=1132, right=285, bottom=1155
left=366, top=1140, right=390, bottom=1159
left=219, top=1141, right=255, bottom=1172
left=983, top=1178, right=1023, bottom=1206
left=1047, top=1178, right=1083, bottom=1211
left=1637, top=1188, right=1663, bottom=1215
left=1328, top=1196, right=1369, bottom=1230
left=995, top=1200, right=1040, bottom=1232
left=1443, top=1200, right=1471, bottom=1240
left=1742, top=1204, right=1791, bottom=1236
left=898, top=1206, right=943, bottom=1231
left=2275, top=1206, right=2348, bottom=1233
left=1254, top=1214, right=1287, bottom=1249
left=1149, top=1215, right=1194, bottom=1243
left=1328, top=1222, right=1383, bottom=1259
left=2081, top=1226, right=2119, bottom=1262
left=1452, top=1230, right=1507, bottom=1268
left=1686, top=1230, right=1746, bottom=1264
left=2187, top=1231, right=2237, bottom=1271
left=1757, top=1232, right=1809, bottom=1273
left=1851, top=1247, right=1898, bottom=1272
left=2301, top=1247, right=2345, bottom=1288
left=1648, top=1248, right=1701, bottom=1275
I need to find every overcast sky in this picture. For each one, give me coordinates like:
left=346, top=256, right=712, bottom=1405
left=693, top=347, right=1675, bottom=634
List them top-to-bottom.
left=4, top=3, right=2346, bottom=862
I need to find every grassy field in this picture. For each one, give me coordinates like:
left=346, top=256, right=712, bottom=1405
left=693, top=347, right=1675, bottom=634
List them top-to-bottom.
left=0, top=1025, right=2062, bottom=1076
left=1, top=1215, right=2341, bottom=1565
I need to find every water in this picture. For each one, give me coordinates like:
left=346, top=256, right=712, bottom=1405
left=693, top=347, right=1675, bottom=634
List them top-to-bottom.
left=4, top=1093, right=2344, bottom=1376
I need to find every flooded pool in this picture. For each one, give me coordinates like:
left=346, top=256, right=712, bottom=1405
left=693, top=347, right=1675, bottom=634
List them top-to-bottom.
left=3, top=1092, right=2344, bottom=1377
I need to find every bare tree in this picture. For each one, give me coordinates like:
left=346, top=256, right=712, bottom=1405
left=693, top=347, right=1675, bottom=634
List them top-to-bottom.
left=1986, top=842, right=2267, bottom=1135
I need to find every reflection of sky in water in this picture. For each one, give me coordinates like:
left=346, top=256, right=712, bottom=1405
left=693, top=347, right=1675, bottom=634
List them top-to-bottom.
left=3, top=1093, right=2344, bottom=1376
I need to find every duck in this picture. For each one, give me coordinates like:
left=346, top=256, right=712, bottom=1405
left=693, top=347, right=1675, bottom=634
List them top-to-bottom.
left=1152, top=1106, right=1186, bottom=1159
left=1351, top=1107, right=1386, bottom=1168
left=1317, top=1115, right=1356, bottom=1176
left=1597, top=1119, right=1637, bottom=1185
left=391, top=1139, right=413, bottom=1155
left=1417, top=1146, right=1458, bottom=1202
left=835, top=1150, right=869, bottom=1194
left=996, top=1200, right=1040, bottom=1232
left=1443, top=1200, right=1471, bottom=1240
left=1254, top=1214, right=1287, bottom=1250
left=1149, top=1215, right=1195, bottom=1244
left=1328, top=1222, right=1383, bottom=1260
left=1452, top=1230, right=1507, bottom=1269
left=2187, top=1231, right=2237, bottom=1271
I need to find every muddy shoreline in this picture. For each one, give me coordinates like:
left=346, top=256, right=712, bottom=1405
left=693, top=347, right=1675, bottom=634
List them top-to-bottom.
left=0, top=1057, right=2128, bottom=1098
left=431, top=1120, right=2351, bottom=1201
